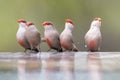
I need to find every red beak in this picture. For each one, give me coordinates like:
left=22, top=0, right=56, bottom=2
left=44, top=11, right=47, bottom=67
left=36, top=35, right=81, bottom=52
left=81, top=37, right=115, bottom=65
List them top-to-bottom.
left=17, top=20, right=21, bottom=23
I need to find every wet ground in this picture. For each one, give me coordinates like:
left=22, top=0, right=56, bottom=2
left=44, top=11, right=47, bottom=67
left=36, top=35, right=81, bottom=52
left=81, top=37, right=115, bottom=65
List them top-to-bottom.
left=0, top=52, right=120, bottom=80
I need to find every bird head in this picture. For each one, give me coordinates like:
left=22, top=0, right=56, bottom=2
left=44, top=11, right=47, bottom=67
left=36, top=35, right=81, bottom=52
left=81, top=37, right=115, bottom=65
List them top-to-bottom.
left=91, top=17, right=102, bottom=28
left=94, top=17, right=102, bottom=22
left=17, top=19, right=27, bottom=28
left=17, top=19, right=26, bottom=23
left=65, top=19, right=74, bottom=31
left=66, top=19, right=74, bottom=25
left=42, top=21, right=54, bottom=30
left=42, top=21, right=53, bottom=26
left=26, top=22, right=34, bottom=27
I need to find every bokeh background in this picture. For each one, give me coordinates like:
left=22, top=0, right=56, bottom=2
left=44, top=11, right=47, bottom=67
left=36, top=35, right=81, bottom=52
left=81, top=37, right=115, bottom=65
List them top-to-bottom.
left=0, top=0, right=120, bottom=52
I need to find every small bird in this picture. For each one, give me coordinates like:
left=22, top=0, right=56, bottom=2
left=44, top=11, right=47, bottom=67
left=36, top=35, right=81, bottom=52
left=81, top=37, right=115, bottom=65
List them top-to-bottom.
left=84, top=18, right=102, bottom=52
left=16, top=19, right=31, bottom=52
left=60, top=19, right=78, bottom=51
left=42, top=21, right=62, bottom=52
left=25, top=22, right=41, bottom=52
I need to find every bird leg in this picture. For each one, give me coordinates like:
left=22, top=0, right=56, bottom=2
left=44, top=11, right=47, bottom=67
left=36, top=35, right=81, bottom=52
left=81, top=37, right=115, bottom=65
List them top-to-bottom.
left=47, top=48, right=52, bottom=52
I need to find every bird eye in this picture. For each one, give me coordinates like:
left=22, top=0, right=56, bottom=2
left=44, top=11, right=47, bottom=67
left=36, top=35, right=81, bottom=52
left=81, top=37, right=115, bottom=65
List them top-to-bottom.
left=22, top=21, right=26, bottom=23
left=27, top=22, right=34, bottom=27
left=29, top=23, right=34, bottom=25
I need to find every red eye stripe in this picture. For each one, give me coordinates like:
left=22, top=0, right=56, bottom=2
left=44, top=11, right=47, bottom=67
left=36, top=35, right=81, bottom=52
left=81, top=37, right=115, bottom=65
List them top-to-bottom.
left=17, top=19, right=26, bottom=23
left=26, top=22, right=34, bottom=27
left=42, top=22, right=53, bottom=27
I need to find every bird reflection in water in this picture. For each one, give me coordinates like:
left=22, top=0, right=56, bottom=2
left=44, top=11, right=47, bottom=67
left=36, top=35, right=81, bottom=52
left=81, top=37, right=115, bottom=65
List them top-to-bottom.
left=17, top=52, right=75, bottom=80
left=44, top=52, right=75, bottom=80
left=60, top=52, right=75, bottom=80
left=87, top=52, right=102, bottom=80
left=44, top=53, right=61, bottom=80
left=17, top=55, right=41, bottom=80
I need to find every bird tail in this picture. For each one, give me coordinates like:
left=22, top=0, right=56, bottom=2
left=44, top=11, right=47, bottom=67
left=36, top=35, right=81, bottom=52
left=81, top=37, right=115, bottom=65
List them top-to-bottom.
left=72, top=44, right=79, bottom=52
left=32, top=48, right=40, bottom=53
left=58, top=48, right=63, bottom=52
left=73, top=48, right=78, bottom=52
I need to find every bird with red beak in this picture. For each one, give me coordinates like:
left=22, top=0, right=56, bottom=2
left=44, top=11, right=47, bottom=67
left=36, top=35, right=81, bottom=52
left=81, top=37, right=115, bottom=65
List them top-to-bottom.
left=85, top=18, right=102, bottom=52
left=16, top=19, right=31, bottom=52
left=60, top=19, right=78, bottom=51
left=42, top=21, right=62, bottom=52
left=25, top=22, right=41, bottom=52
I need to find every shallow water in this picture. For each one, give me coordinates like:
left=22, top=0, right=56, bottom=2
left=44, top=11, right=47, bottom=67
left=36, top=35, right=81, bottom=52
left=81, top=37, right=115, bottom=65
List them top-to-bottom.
left=0, top=52, right=120, bottom=80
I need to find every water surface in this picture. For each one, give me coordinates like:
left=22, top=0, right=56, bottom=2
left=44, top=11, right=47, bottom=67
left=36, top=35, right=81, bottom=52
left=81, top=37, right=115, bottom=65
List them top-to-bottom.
left=0, top=52, right=120, bottom=80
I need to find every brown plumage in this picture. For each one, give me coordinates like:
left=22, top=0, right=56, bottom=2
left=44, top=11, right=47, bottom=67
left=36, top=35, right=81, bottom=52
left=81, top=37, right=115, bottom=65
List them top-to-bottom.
left=25, top=22, right=41, bottom=52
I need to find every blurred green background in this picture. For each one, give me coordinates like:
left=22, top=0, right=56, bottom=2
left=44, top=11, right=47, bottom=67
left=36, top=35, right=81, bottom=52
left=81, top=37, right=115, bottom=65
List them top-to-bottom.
left=0, top=0, right=120, bottom=52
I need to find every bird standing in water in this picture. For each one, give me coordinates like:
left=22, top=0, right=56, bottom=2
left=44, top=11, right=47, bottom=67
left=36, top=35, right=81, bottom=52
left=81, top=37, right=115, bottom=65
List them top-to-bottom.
left=85, top=18, right=102, bottom=52
left=16, top=19, right=31, bottom=52
left=60, top=19, right=78, bottom=51
left=42, top=21, right=62, bottom=52
left=25, top=22, right=41, bottom=52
